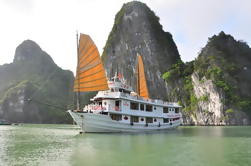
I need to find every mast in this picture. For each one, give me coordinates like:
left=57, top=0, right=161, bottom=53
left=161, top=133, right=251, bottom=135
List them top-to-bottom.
left=76, top=32, right=80, bottom=111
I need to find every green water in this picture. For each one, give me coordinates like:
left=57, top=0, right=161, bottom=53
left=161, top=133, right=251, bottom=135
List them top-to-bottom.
left=0, top=125, right=251, bottom=166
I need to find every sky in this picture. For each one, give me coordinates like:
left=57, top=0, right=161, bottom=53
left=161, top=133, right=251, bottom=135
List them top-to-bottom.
left=0, top=0, right=251, bottom=73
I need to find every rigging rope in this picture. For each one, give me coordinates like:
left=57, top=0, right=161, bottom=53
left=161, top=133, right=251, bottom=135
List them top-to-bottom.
left=26, top=69, right=74, bottom=111
left=25, top=98, right=74, bottom=110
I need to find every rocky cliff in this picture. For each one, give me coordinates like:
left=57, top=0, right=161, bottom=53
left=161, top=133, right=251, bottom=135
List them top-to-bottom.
left=102, top=1, right=180, bottom=99
left=101, top=2, right=251, bottom=125
left=163, top=32, right=251, bottom=125
left=0, top=40, right=74, bottom=123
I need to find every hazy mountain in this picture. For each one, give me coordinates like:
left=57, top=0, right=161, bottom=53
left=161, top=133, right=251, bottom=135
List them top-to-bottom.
left=0, top=40, right=74, bottom=123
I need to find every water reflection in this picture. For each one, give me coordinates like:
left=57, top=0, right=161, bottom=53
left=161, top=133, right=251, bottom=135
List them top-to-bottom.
left=0, top=124, right=77, bottom=166
left=0, top=125, right=251, bottom=166
left=0, top=126, right=14, bottom=166
left=71, top=126, right=251, bottom=166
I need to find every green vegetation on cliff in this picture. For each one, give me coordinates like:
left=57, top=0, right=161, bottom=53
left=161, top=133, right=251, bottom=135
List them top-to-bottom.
left=163, top=31, right=251, bottom=124
left=196, top=32, right=251, bottom=114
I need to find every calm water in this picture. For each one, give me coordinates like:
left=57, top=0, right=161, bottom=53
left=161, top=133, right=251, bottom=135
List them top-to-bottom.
left=0, top=125, right=251, bottom=166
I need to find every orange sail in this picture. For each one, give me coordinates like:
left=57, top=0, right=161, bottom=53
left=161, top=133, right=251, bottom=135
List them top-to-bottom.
left=74, top=34, right=109, bottom=92
left=136, top=54, right=149, bottom=99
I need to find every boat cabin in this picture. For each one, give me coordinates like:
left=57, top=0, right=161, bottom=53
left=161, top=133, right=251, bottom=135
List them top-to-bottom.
left=83, top=76, right=182, bottom=127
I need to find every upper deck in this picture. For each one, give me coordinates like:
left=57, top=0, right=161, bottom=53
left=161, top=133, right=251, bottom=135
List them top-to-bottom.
left=92, top=78, right=181, bottom=108
left=108, top=80, right=133, bottom=92
left=93, top=91, right=181, bottom=108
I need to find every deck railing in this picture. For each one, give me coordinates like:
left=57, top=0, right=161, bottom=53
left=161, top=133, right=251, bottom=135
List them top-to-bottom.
left=96, top=91, right=180, bottom=106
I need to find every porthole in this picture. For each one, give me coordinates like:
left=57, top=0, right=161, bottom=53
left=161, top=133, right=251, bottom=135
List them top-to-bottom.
left=124, top=116, right=128, bottom=120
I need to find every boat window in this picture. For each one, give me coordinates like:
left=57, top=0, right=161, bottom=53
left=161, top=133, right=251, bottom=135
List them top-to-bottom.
left=119, top=88, right=122, bottom=92
left=124, top=90, right=130, bottom=94
left=115, top=100, right=120, bottom=107
left=99, top=102, right=102, bottom=105
left=130, top=102, right=139, bottom=110
left=140, top=104, right=144, bottom=111
left=145, top=105, right=152, bottom=112
left=163, top=107, right=169, bottom=113
left=168, top=108, right=172, bottom=112
left=175, top=108, right=179, bottom=113
left=101, top=112, right=108, bottom=115
left=110, top=114, right=122, bottom=121
left=131, top=116, right=139, bottom=123
left=146, top=117, right=153, bottom=123
left=163, top=118, right=169, bottom=123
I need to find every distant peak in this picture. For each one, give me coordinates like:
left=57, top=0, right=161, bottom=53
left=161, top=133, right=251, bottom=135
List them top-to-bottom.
left=111, top=0, right=162, bottom=34
left=121, top=1, right=154, bottom=16
left=123, top=1, right=147, bottom=8
left=199, top=31, right=250, bottom=61
left=209, top=31, right=235, bottom=43
left=218, top=31, right=226, bottom=36
left=21, top=39, right=41, bottom=47
left=14, top=40, right=43, bottom=62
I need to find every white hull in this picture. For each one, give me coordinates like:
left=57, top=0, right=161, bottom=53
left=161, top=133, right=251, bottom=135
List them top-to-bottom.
left=68, top=110, right=180, bottom=133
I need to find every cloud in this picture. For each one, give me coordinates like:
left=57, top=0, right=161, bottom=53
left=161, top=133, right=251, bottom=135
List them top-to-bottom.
left=2, top=0, right=34, bottom=14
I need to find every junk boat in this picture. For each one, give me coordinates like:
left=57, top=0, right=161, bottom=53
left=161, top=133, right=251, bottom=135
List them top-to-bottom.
left=68, top=33, right=182, bottom=133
